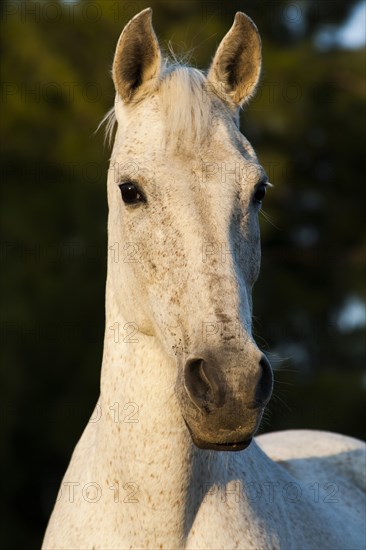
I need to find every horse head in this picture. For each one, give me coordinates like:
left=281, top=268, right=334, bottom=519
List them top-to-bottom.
left=107, top=8, right=273, bottom=451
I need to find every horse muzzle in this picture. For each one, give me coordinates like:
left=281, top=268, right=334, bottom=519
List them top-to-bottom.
left=176, top=349, right=273, bottom=451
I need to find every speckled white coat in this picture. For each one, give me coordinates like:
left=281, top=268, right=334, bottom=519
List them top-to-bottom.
left=43, top=9, right=366, bottom=550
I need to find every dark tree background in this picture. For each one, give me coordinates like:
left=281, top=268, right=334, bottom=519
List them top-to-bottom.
left=1, top=1, right=365, bottom=547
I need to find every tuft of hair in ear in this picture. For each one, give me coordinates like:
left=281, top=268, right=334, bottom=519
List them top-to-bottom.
left=112, top=8, right=161, bottom=103
left=207, top=12, right=262, bottom=109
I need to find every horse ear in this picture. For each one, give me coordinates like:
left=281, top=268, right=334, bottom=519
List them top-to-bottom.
left=112, top=8, right=161, bottom=103
left=207, top=12, right=261, bottom=108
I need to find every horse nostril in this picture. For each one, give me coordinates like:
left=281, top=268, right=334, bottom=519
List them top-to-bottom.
left=255, top=355, right=273, bottom=407
left=184, top=358, right=223, bottom=412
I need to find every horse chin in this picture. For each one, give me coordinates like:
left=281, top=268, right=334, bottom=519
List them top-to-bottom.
left=183, top=418, right=254, bottom=452
left=191, top=434, right=253, bottom=452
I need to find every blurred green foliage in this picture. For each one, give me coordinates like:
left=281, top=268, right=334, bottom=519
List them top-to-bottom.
left=0, top=0, right=365, bottom=547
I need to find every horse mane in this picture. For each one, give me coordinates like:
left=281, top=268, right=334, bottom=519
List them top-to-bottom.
left=99, top=62, right=215, bottom=150
left=98, top=106, right=117, bottom=148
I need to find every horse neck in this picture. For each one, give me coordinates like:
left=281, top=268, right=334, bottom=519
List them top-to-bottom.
left=96, top=273, right=283, bottom=546
left=95, top=275, right=199, bottom=544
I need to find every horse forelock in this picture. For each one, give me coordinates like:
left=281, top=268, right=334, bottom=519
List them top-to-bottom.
left=100, top=62, right=227, bottom=152
left=158, top=65, right=212, bottom=150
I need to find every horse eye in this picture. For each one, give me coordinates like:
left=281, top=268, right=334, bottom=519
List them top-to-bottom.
left=119, top=182, right=145, bottom=204
left=253, top=184, right=267, bottom=204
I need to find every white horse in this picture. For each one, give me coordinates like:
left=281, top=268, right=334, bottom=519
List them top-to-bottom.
left=43, top=9, right=365, bottom=549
